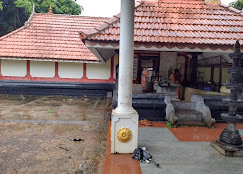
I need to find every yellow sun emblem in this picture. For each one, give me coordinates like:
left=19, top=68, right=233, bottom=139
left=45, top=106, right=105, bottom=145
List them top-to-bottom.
left=117, top=128, right=132, bottom=143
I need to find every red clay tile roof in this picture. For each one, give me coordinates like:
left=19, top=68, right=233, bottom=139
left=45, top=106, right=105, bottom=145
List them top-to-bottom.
left=81, top=0, right=243, bottom=51
left=0, top=13, right=109, bottom=62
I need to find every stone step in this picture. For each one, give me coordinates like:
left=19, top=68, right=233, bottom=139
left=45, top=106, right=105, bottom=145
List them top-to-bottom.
left=172, top=101, right=196, bottom=111
left=175, top=110, right=203, bottom=121
left=176, top=120, right=206, bottom=127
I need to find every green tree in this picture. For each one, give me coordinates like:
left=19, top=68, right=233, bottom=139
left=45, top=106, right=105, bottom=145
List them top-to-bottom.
left=0, top=0, right=83, bottom=36
left=0, top=0, right=28, bottom=36
left=15, top=0, right=83, bottom=16
left=230, top=0, right=243, bottom=10
left=0, top=1, right=3, bottom=10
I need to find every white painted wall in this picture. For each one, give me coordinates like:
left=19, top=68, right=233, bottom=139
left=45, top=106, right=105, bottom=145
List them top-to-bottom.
left=113, top=55, right=119, bottom=79
left=1, top=59, right=27, bottom=77
left=87, top=59, right=111, bottom=79
left=30, top=61, right=55, bottom=78
left=58, top=62, right=83, bottom=79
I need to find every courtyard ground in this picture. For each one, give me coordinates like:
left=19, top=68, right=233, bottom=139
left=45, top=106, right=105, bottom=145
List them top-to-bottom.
left=0, top=95, right=111, bottom=174
left=103, top=122, right=243, bottom=174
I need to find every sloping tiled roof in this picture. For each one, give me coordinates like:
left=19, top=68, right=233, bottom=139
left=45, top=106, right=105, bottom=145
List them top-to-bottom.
left=81, top=0, right=243, bottom=51
left=0, top=13, right=109, bottom=62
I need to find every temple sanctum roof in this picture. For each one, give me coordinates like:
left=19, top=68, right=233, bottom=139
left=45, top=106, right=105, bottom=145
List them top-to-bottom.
left=80, top=0, right=243, bottom=52
left=0, top=13, right=108, bottom=62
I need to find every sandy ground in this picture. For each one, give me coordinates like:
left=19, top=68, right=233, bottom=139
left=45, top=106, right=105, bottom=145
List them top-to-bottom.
left=0, top=95, right=111, bottom=174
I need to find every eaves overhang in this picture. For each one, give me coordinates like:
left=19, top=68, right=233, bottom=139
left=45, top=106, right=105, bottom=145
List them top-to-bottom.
left=84, top=40, right=241, bottom=54
left=0, top=56, right=102, bottom=64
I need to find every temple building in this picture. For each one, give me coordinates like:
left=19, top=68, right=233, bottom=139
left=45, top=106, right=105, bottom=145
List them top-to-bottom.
left=0, top=0, right=242, bottom=100
left=80, top=0, right=243, bottom=95
left=0, top=10, right=115, bottom=95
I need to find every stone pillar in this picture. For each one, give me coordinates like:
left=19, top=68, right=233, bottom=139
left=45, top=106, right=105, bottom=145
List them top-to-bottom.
left=111, top=0, right=139, bottom=154
left=210, top=41, right=243, bottom=156
left=219, top=41, right=243, bottom=146
left=190, top=53, right=198, bottom=87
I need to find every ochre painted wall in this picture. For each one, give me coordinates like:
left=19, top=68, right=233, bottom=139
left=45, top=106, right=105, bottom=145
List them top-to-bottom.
left=197, top=67, right=231, bottom=84
left=197, top=67, right=211, bottom=83
left=222, top=67, right=231, bottom=83
left=184, top=87, right=229, bottom=102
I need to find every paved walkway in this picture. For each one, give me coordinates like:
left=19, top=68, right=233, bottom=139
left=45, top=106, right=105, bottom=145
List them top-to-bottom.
left=103, top=123, right=243, bottom=174
left=139, top=126, right=243, bottom=174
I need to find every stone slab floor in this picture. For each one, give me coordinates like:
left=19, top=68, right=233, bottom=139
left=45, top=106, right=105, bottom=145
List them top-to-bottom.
left=0, top=95, right=111, bottom=174
left=139, top=127, right=243, bottom=174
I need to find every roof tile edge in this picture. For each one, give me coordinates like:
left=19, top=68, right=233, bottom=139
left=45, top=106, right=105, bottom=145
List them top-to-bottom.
left=81, top=1, right=143, bottom=39
left=220, top=3, right=243, bottom=16
left=25, top=12, right=36, bottom=26
left=0, top=26, right=27, bottom=41
left=0, top=56, right=101, bottom=63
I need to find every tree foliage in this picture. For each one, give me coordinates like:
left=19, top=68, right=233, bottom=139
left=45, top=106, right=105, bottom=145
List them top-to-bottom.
left=0, top=0, right=83, bottom=36
left=0, top=0, right=28, bottom=36
left=15, top=0, right=83, bottom=17
left=230, top=0, right=243, bottom=10
left=0, top=1, right=3, bottom=10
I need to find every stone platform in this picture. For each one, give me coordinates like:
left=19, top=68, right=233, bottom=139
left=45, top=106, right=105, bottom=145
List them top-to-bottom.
left=112, top=89, right=243, bottom=122
left=210, top=140, right=243, bottom=157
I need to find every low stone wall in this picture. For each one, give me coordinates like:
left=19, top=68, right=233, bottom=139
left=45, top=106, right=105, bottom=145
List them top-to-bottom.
left=0, top=80, right=115, bottom=96
left=112, top=90, right=241, bottom=122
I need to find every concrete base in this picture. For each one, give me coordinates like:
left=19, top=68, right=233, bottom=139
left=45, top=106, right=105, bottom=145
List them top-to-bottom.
left=111, top=108, right=139, bottom=153
left=139, top=127, right=243, bottom=174
left=210, top=140, right=243, bottom=157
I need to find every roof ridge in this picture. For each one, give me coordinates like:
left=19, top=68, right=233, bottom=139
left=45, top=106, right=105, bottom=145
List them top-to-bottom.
left=79, top=1, right=143, bottom=39
left=220, top=3, right=243, bottom=16
left=0, top=12, right=36, bottom=41
left=25, top=12, right=36, bottom=26
left=35, top=12, right=110, bottom=19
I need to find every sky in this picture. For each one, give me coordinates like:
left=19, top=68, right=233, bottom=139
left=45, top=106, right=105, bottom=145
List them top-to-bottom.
left=77, top=0, right=236, bottom=17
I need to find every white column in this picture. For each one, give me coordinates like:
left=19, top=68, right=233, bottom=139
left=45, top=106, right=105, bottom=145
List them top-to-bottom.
left=111, top=0, right=138, bottom=153
left=117, top=0, right=135, bottom=112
